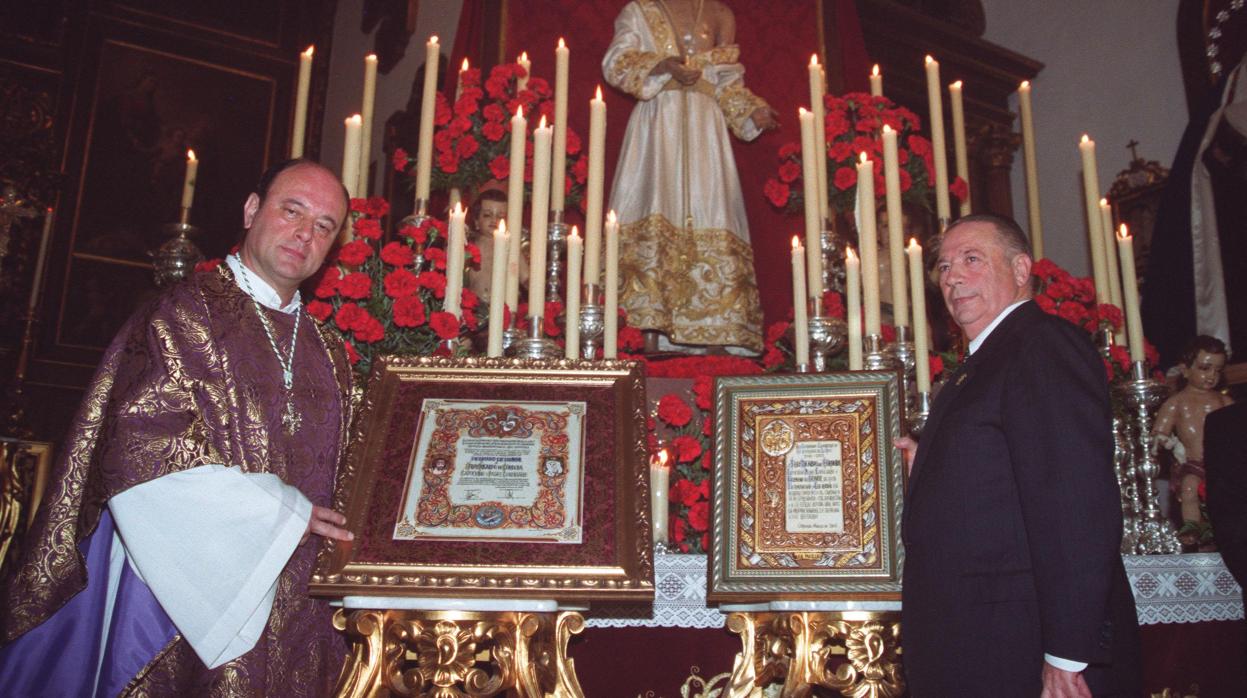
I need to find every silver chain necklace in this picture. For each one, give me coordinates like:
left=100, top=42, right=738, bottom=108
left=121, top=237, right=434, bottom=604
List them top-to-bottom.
left=232, top=255, right=302, bottom=434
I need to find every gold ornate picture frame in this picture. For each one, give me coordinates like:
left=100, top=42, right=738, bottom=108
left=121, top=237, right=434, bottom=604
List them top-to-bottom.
left=310, top=356, right=654, bottom=603
left=707, top=371, right=905, bottom=602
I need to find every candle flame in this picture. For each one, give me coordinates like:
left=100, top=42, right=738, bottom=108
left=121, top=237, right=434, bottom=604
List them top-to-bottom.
left=430, top=35, right=439, bottom=45
left=558, top=37, right=566, bottom=49
left=303, top=46, right=314, bottom=57
left=519, top=51, right=528, bottom=62
left=365, top=53, right=377, bottom=63
left=810, top=54, right=819, bottom=67
left=925, top=55, right=936, bottom=65
left=461, top=58, right=470, bottom=71
left=872, top=64, right=880, bottom=77
left=951, top=80, right=962, bottom=89
left=1019, top=80, right=1030, bottom=90
left=595, top=85, right=603, bottom=100
left=516, top=104, right=524, bottom=118
left=799, top=107, right=809, bottom=116
left=347, top=114, right=361, bottom=125
left=539, top=114, right=548, bottom=128
left=882, top=124, right=894, bottom=134
left=1081, top=134, right=1090, bottom=144
left=186, top=149, right=197, bottom=161
left=859, top=152, right=868, bottom=164
left=1099, top=197, right=1109, bottom=207
left=452, top=201, right=464, bottom=215
left=607, top=210, right=617, bottom=224
left=498, top=219, right=508, bottom=235
left=1118, top=223, right=1130, bottom=240
left=570, top=225, right=580, bottom=239
left=792, top=235, right=801, bottom=249
left=908, top=237, right=921, bottom=250
left=846, top=246, right=858, bottom=262
left=655, top=449, right=669, bottom=467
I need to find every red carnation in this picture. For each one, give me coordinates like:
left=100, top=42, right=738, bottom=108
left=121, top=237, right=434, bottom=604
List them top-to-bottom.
left=485, top=75, right=509, bottom=100
left=434, top=94, right=451, bottom=125
left=454, top=95, right=479, bottom=117
left=482, top=103, right=506, bottom=123
left=449, top=116, right=471, bottom=138
left=482, top=121, right=506, bottom=142
left=565, top=130, right=582, bottom=155
left=457, top=135, right=480, bottom=158
left=907, top=135, right=932, bottom=156
left=829, top=141, right=853, bottom=162
left=778, top=142, right=801, bottom=159
left=392, top=147, right=410, bottom=172
left=437, top=149, right=459, bottom=174
left=489, top=155, right=510, bottom=180
left=572, top=156, right=588, bottom=184
left=778, top=160, right=801, bottom=183
left=833, top=167, right=857, bottom=191
left=899, top=169, right=913, bottom=192
left=949, top=176, right=969, bottom=202
left=764, top=179, right=790, bottom=208
left=349, top=197, right=369, bottom=214
left=353, top=217, right=382, bottom=240
left=336, top=239, right=373, bottom=266
left=380, top=241, right=415, bottom=267
left=465, top=243, right=482, bottom=268
left=425, top=246, right=447, bottom=270
left=194, top=258, right=222, bottom=273
left=313, top=267, right=342, bottom=298
left=383, top=268, right=420, bottom=298
left=417, top=270, right=447, bottom=298
left=338, top=271, right=372, bottom=299
left=461, top=288, right=480, bottom=309
left=822, top=290, right=846, bottom=320
left=1035, top=294, right=1057, bottom=314
left=392, top=295, right=427, bottom=327
left=305, top=299, right=333, bottom=322
left=1057, top=301, right=1088, bottom=326
left=335, top=302, right=367, bottom=332
left=1096, top=303, right=1124, bottom=330
left=429, top=311, right=460, bottom=339
left=353, top=313, right=385, bottom=343
left=619, top=325, right=644, bottom=352
left=343, top=340, right=361, bottom=365
left=762, top=346, right=785, bottom=369
left=929, top=354, right=945, bottom=379
left=692, top=375, right=713, bottom=410
left=657, top=394, right=693, bottom=427
left=672, top=434, right=702, bottom=464
left=670, top=479, right=701, bottom=507
left=688, top=501, right=710, bottom=532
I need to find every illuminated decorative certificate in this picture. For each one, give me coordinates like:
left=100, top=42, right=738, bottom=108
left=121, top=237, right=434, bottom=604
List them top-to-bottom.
left=394, top=400, right=586, bottom=543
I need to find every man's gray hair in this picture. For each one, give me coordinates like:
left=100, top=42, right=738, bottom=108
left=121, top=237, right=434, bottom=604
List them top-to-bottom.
left=937, top=213, right=1038, bottom=293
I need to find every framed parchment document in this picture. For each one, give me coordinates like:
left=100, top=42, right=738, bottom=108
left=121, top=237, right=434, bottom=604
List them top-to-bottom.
left=310, top=356, right=653, bottom=603
left=706, top=371, right=905, bottom=602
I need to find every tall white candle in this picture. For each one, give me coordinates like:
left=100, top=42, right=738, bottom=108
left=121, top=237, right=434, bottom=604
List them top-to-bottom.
left=414, top=36, right=440, bottom=203
left=551, top=38, right=570, bottom=212
left=291, top=46, right=313, bottom=158
left=517, top=51, right=531, bottom=92
left=358, top=53, right=378, bottom=196
left=809, top=55, right=829, bottom=224
left=924, top=56, right=951, bottom=223
left=456, top=58, right=469, bottom=100
left=870, top=64, right=883, bottom=97
left=949, top=80, right=970, bottom=216
left=1017, top=81, right=1043, bottom=258
left=584, top=87, right=607, bottom=287
left=505, top=106, right=527, bottom=313
left=798, top=108, right=823, bottom=298
left=342, top=116, right=361, bottom=201
left=528, top=117, right=552, bottom=317
left=882, top=125, right=908, bottom=328
left=1079, top=135, right=1109, bottom=304
left=179, top=149, right=198, bottom=224
left=856, top=153, right=881, bottom=336
left=1099, top=198, right=1123, bottom=311
left=445, top=203, right=466, bottom=318
left=27, top=207, right=55, bottom=312
left=604, top=210, right=619, bottom=357
left=488, top=221, right=510, bottom=356
left=1117, top=224, right=1145, bottom=363
left=565, top=226, right=582, bottom=359
left=792, top=236, right=810, bottom=367
left=907, top=239, right=931, bottom=393
left=847, top=247, right=863, bottom=370
left=650, top=449, right=670, bottom=545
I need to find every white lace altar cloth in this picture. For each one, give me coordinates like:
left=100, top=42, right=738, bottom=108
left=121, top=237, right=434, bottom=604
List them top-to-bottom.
left=584, top=553, right=1243, bottom=629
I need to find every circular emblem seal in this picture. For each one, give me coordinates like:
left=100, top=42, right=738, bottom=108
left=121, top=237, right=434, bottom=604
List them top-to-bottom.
left=760, top=419, right=795, bottom=457
left=474, top=505, right=505, bottom=528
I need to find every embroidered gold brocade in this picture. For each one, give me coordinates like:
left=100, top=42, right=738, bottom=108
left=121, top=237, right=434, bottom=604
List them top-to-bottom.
left=604, top=48, right=666, bottom=99
left=718, top=82, right=767, bottom=140
left=620, top=214, right=762, bottom=351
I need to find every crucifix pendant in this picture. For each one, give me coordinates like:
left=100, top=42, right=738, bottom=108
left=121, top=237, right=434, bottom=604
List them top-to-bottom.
left=282, top=399, right=302, bottom=434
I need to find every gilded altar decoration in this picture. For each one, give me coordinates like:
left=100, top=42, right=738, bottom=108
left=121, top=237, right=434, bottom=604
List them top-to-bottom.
left=395, top=400, right=586, bottom=544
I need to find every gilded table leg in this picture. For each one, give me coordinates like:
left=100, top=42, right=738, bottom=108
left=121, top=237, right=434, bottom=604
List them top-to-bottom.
left=332, top=609, right=387, bottom=698
left=548, top=611, right=587, bottom=698
left=725, top=612, right=764, bottom=698
left=818, top=615, right=905, bottom=698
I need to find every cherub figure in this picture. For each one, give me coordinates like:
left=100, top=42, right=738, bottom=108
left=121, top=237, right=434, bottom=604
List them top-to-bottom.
left=1153, top=335, right=1234, bottom=544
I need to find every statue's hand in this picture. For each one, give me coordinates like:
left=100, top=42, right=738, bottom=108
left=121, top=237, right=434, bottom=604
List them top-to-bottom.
left=652, top=56, right=701, bottom=85
left=751, top=106, right=779, bottom=131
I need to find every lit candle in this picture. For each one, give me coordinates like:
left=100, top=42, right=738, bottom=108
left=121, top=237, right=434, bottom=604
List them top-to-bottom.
left=414, top=36, right=440, bottom=203
left=551, top=38, right=570, bottom=212
left=291, top=46, right=313, bottom=158
left=517, top=51, right=531, bottom=92
left=358, top=53, right=378, bottom=196
left=809, top=55, right=829, bottom=224
left=924, top=56, right=951, bottom=223
left=456, top=57, right=469, bottom=100
left=870, top=64, right=883, bottom=97
left=949, top=80, right=970, bottom=216
left=1017, top=81, right=1043, bottom=258
left=583, top=87, right=607, bottom=288
left=505, top=106, right=527, bottom=313
left=798, top=108, right=823, bottom=298
left=342, top=116, right=361, bottom=201
left=528, top=117, right=552, bottom=318
left=882, top=125, right=908, bottom=327
left=1079, top=135, right=1110, bottom=303
left=179, top=149, right=198, bottom=224
left=856, top=153, right=880, bottom=336
left=1099, top=198, right=1123, bottom=311
left=445, top=202, right=466, bottom=318
left=27, top=207, right=55, bottom=313
left=604, top=210, right=619, bottom=358
left=488, top=221, right=510, bottom=357
left=1117, top=224, right=1145, bottom=362
left=565, top=226, right=582, bottom=359
left=792, top=236, right=810, bottom=367
left=907, top=238, right=931, bottom=393
left=846, top=247, right=863, bottom=370
left=650, top=449, right=670, bottom=545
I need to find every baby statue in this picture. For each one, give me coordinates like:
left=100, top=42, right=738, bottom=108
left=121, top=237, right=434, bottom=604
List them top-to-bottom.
left=1152, top=335, right=1234, bottom=546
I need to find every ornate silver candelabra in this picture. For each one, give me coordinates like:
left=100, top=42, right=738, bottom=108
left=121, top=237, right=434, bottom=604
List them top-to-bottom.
left=546, top=211, right=567, bottom=304
left=820, top=220, right=847, bottom=294
left=150, top=222, right=203, bottom=287
left=578, top=283, right=604, bottom=360
left=509, top=315, right=559, bottom=360
left=808, top=315, right=847, bottom=373
left=888, top=325, right=917, bottom=411
left=862, top=333, right=896, bottom=371
left=1113, top=361, right=1180, bottom=555
left=907, top=390, right=931, bottom=438
left=1111, top=409, right=1141, bottom=554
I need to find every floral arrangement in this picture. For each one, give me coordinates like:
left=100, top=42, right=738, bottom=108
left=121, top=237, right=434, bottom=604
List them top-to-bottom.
left=393, top=63, right=590, bottom=207
left=763, top=92, right=967, bottom=216
left=305, top=197, right=481, bottom=377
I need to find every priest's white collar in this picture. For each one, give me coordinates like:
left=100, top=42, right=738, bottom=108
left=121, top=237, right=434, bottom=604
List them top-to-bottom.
left=226, top=254, right=302, bottom=315
left=967, top=299, right=1027, bottom=355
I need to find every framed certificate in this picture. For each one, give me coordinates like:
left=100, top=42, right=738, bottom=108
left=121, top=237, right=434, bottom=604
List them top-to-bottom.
left=310, top=356, right=654, bottom=603
left=706, top=371, right=906, bottom=601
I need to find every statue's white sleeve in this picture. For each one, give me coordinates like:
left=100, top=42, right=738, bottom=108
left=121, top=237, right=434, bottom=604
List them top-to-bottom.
left=602, top=2, right=670, bottom=101
left=108, top=463, right=312, bottom=669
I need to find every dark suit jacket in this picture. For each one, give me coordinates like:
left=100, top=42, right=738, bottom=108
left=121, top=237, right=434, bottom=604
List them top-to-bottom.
left=901, top=300, right=1141, bottom=697
left=1206, top=401, right=1247, bottom=587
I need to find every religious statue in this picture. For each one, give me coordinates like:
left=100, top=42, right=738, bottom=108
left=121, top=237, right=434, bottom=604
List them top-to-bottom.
left=603, top=0, right=777, bottom=353
left=465, top=187, right=510, bottom=305
left=1153, top=335, right=1234, bottom=546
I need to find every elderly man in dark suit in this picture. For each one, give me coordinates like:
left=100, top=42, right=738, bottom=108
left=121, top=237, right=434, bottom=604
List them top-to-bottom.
left=896, top=214, right=1141, bottom=697
left=1205, top=400, right=1247, bottom=666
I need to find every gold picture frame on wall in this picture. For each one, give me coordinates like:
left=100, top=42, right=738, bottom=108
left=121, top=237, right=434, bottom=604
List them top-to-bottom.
left=310, top=356, right=654, bottom=603
left=707, top=371, right=906, bottom=602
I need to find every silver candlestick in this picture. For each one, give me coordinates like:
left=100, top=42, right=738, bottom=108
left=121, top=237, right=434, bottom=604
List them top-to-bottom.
left=404, top=198, right=431, bottom=228
left=546, top=211, right=568, bottom=304
left=820, top=219, right=847, bottom=294
left=150, top=222, right=203, bottom=287
left=578, top=283, right=605, bottom=360
left=502, top=313, right=524, bottom=356
left=510, top=315, right=559, bottom=360
left=808, top=315, right=847, bottom=373
left=888, top=325, right=917, bottom=411
left=863, top=333, right=896, bottom=371
left=1113, top=361, right=1180, bottom=554
left=907, top=391, right=931, bottom=438
left=1111, top=409, right=1141, bottom=554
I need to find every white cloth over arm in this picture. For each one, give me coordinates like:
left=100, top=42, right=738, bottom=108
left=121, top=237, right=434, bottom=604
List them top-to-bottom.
left=108, top=463, right=312, bottom=669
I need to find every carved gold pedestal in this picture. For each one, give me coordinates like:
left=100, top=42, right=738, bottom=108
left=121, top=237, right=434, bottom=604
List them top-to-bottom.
left=333, top=608, right=585, bottom=697
left=725, top=611, right=904, bottom=698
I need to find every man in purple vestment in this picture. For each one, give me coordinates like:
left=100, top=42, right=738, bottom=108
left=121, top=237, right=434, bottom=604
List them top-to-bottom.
left=0, top=160, right=357, bottom=696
